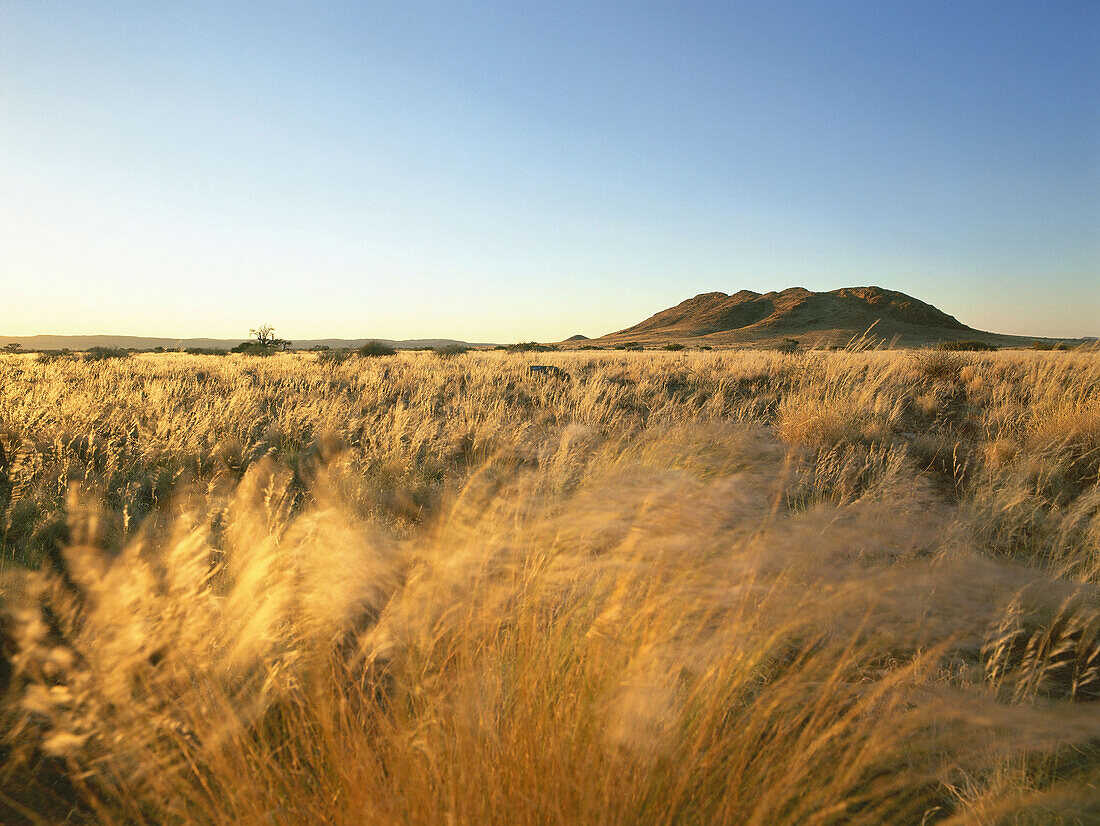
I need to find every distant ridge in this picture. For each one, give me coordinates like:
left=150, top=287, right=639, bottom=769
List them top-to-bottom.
left=586, top=286, right=1055, bottom=348
left=0, top=335, right=498, bottom=351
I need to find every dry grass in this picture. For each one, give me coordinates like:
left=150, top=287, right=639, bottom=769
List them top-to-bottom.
left=1, top=348, right=1099, bottom=824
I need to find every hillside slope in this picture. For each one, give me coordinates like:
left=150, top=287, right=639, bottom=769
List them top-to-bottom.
left=592, top=286, right=1036, bottom=348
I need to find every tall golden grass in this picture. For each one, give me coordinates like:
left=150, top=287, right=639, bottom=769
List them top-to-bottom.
left=1, top=348, right=1099, bottom=823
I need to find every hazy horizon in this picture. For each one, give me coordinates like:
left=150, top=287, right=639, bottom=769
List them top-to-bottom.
left=2, top=2, right=1097, bottom=340
left=2, top=280, right=1097, bottom=344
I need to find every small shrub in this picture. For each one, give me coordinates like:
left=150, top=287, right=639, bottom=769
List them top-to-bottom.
left=357, top=341, right=397, bottom=358
left=231, top=342, right=277, bottom=356
left=506, top=342, right=557, bottom=353
left=662, top=343, right=685, bottom=351
left=434, top=344, right=468, bottom=358
left=83, top=347, right=131, bottom=361
left=184, top=347, right=229, bottom=356
left=317, top=349, right=352, bottom=365
left=914, top=349, right=964, bottom=382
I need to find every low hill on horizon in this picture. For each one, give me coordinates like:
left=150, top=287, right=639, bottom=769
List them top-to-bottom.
left=584, top=286, right=1072, bottom=348
left=0, top=334, right=497, bottom=352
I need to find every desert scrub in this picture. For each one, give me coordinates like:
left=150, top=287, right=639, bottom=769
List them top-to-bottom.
left=357, top=341, right=397, bottom=357
left=433, top=343, right=469, bottom=358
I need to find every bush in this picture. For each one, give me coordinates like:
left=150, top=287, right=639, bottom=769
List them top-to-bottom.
left=937, top=340, right=998, bottom=352
left=357, top=341, right=397, bottom=358
left=231, top=342, right=278, bottom=356
left=506, top=342, right=557, bottom=353
left=615, top=342, right=643, bottom=351
left=662, top=343, right=685, bottom=351
left=434, top=344, right=468, bottom=358
left=83, top=347, right=131, bottom=361
left=184, top=348, right=229, bottom=356
left=317, top=349, right=353, bottom=365
left=914, top=349, right=963, bottom=382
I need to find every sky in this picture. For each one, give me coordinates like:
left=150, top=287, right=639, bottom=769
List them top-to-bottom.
left=1, top=1, right=1097, bottom=341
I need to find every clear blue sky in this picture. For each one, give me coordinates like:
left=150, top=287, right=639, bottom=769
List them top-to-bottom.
left=1, top=1, right=1097, bottom=340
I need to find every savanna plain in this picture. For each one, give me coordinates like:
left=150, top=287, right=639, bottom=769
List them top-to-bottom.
left=1, top=347, right=1099, bottom=824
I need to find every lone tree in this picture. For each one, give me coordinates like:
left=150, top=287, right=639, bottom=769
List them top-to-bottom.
left=233, top=325, right=291, bottom=354
left=250, top=325, right=276, bottom=346
left=3, top=343, right=21, bottom=354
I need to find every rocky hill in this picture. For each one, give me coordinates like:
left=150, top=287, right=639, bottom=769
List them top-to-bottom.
left=589, top=286, right=1037, bottom=348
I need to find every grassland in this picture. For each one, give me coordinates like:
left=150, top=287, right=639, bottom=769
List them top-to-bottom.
left=1, top=348, right=1099, bottom=824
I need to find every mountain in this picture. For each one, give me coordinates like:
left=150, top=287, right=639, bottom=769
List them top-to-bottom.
left=588, top=286, right=1048, bottom=348
left=0, top=335, right=495, bottom=351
